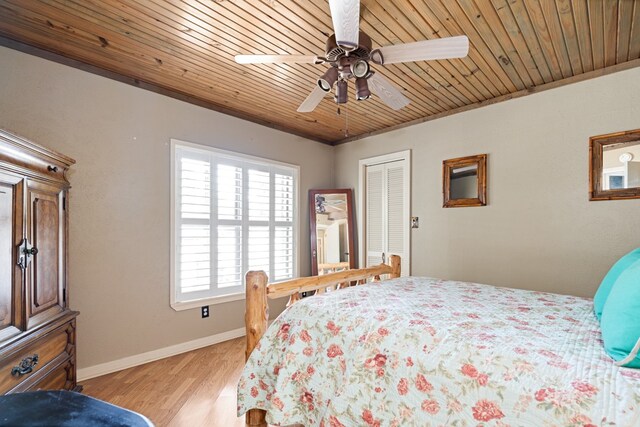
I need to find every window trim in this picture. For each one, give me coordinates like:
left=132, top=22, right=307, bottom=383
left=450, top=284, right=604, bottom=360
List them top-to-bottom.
left=170, top=139, right=300, bottom=311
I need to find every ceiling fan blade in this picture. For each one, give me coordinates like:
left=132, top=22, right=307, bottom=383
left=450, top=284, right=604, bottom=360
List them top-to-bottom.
left=328, top=0, right=360, bottom=49
left=376, top=36, right=469, bottom=64
left=235, top=54, right=319, bottom=64
left=368, top=73, right=410, bottom=110
left=297, top=85, right=327, bottom=113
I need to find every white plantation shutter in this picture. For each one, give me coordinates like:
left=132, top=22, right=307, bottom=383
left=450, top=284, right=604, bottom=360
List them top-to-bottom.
left=172, top=141, right=298, bottom=308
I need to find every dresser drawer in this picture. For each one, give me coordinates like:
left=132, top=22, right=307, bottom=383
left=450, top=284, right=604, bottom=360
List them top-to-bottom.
left=0, top=321, right=74, bottom=394
left=28, top=358, right=74, bottom=391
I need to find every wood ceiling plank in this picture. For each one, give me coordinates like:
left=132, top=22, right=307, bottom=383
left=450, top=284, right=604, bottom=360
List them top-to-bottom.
left=0, top=0, right=635, bottom=143
left=8, top=0, right=355, bottom=131
left=84, top=0, right=389, bottom=128
left=141, top=0, right=385, bottom=124
left=165, top=0, right=407, bottom=127
left=371, top=0, right=490, bottom=103
left=384, top=0, right=494, bottom=102
left=407, top=0, right=503, bottom=98
left=420, top=0, right=512, bottom=95
left=454, top=0, right=528, bottom=90
left=471, top=0, right=542, bottom=86
left=490, top=0, right=549, bottom=84
left=503, top=0, right=554, bottom=83
left=522, top=0, right=565, bottom=79
left=539, top=0, right=574, bottom=76
left=554, top=0, right=585, bottom=74
left=571, top=0, right=594, bottom=72
left=588, top=0, right=605, bottom=69
left=603, top=0, right=619, bottom=67
left=616, top=0, right=634, bottom=63
left=630, top=0, right=640, bottom=59
left=358, top=3, right=469, bottom=109
left=0, top=4, right=354, bottom=141
left=0, top=17, right=348, bottom=143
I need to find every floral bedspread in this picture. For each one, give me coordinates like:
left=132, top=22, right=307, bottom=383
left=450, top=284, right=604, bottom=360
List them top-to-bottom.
left=237, top=277, right=640, bottom=426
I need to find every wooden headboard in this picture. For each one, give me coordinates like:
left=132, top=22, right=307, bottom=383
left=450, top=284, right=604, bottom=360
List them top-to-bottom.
left=243, top=255, right=401, bottom=426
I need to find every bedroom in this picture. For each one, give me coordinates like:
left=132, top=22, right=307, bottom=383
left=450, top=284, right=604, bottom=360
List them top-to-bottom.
left=0, top=0, right=639, bottom=426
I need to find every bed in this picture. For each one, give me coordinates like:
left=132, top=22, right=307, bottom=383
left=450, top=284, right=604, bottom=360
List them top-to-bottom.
left=237, top=256, right=640, bottom=426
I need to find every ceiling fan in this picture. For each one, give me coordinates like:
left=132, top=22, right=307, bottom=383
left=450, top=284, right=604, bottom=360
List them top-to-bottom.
left=234, top=0, right=469, bottom=113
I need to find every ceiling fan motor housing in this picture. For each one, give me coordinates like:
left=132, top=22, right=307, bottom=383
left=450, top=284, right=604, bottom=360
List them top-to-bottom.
left=325, top=31, right=372, bottom=62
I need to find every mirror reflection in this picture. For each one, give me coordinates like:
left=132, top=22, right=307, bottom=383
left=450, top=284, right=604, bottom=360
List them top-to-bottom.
left=589, top=129, right=640, bottom=201
left=601, top=141, right=640, bottom=190
left=443, top=154, right=487, bottom=208
left=450, top=164, right=479, bottom=199
left=309, top=189, right=356, bottom=276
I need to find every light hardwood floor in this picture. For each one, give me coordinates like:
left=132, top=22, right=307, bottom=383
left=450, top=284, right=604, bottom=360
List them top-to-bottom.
left=81, top=337, right=247, bottom=427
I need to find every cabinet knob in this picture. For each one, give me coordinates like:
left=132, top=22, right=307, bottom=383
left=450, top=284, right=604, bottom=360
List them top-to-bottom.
left=11, top=354, right=39, bottom=377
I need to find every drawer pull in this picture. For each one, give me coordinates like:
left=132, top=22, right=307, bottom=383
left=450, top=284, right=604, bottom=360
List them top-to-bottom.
left=47, top=165, right=58, bottom=172
left=11, top=354, right=39, bottom=377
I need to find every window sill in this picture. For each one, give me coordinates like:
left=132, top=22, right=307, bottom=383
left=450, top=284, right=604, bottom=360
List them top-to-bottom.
left=171, top=292, right=245, bottom=312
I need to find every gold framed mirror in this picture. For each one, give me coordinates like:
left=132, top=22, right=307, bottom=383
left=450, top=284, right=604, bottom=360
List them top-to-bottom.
left=589, top=129, right=640, bottom=201
left=443, top=154, right=487, bottom=208
left=309, top=189, right=356, bottom=276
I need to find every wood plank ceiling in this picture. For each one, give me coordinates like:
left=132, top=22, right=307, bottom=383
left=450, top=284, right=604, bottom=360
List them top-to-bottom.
left=0, top=0, right=639, bottom=144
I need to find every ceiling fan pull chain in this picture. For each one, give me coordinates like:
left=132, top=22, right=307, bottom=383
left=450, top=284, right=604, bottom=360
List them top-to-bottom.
left=345, top=103, right=349, bottom=138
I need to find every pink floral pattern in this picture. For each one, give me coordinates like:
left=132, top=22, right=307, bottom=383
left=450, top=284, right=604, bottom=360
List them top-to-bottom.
left=237, top=278, right=640, bottom=426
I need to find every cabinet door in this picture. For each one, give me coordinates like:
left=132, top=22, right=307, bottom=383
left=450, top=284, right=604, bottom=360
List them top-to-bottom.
left=0, top=173, right=24, bottom=341
left=25, top=181, right=66, bottom=329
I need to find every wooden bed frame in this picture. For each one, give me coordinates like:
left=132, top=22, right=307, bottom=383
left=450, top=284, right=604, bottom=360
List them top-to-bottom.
left=244, top=255, right=401, bottom=426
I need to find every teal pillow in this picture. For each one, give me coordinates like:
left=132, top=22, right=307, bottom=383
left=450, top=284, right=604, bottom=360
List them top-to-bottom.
left=594, top=248, right=640, bottom=321
left=601, top=259, right=640, bottom=368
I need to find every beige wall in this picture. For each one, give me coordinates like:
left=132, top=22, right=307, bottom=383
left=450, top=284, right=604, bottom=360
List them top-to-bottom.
left=0, top=46, right=334, bottom=369
left=336, top=67, right=640, bottom=298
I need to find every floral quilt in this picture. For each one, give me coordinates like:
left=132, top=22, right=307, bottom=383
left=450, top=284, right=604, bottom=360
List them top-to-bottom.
left=237, top=277, right=640, bottom=426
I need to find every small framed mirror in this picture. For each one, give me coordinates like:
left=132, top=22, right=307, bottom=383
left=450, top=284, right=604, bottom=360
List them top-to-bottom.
left=590, top=129, right=640, bottom=201
left=443, top=154, right=487, bottom=208
left=309, top=189, right=356, bottom=276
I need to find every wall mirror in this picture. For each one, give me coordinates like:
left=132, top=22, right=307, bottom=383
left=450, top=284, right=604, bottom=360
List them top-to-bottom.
left=590, top=129, right=640, bottom=201
left=443, top=154, right=487, bottom=208
left=309, top=189, right=356, bottom=276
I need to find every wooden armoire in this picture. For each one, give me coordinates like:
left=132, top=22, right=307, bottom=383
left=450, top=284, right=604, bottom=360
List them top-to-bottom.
left=0, top=129, right=78, bottom=393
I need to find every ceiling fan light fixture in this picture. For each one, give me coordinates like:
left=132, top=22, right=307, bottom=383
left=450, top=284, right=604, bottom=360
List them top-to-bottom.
left=351, top=59, right=370, bottom=78
left=318, top=67, right=339, bottom=92
left=355, top=77, right=370, bottom=101
left=335, top=79, right=348, bottom=104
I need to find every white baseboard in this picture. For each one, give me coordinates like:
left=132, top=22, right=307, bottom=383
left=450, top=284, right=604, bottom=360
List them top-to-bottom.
left=77, top=327, right=246, bottom=382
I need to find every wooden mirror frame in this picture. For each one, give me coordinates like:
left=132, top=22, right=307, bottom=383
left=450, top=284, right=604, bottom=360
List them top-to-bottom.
left=589, top=129, right=640, bottom=201
left=443, top=154, right=487, bottom=208
left=309, top=189, right=356, bottom=276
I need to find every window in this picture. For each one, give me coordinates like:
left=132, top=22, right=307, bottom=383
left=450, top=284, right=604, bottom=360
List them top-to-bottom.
left=171, top=140, right=298, bottom=310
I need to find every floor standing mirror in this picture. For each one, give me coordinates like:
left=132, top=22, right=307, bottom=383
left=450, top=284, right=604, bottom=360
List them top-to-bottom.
left=309, top=189, right=356, bottom=276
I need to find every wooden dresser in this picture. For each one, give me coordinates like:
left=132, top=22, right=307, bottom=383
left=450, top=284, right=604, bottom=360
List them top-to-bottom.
left=0, top=129, right=78, bottom=394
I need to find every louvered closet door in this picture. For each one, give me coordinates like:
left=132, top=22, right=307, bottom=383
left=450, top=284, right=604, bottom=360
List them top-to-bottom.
left=365, top=160, right=409, bottom=275
left=366, top=164, right=385, bottom=268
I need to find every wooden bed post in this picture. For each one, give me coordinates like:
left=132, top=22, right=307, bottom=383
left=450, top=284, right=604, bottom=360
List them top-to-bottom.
left=389, top=255, right=401, bottom=278
left=245, top=270, right=268, bottom=426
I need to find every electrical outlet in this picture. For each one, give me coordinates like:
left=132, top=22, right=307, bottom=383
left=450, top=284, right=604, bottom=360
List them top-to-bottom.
left=201, top=306, right=209, bottom=318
